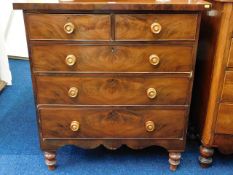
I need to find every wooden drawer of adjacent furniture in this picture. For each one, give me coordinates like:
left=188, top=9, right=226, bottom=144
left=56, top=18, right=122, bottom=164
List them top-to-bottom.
left=25, top=14, right=111, bottom=40
left=115, top=14, right=198, bottom=41
left=227, top=39, right=233, bottom=67
left=31, top=44, right=194, bottom=72
left=221, top=71, right=233, bottom=102
left=35, top=75, right=190, bottom=105
left=215, top=104, right=233, bottom=135
left=39, top=107, right=186, bottom=139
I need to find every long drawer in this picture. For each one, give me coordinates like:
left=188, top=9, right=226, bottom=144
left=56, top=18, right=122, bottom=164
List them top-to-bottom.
left=26, top=14, right=111, bottom=40
left=115, top=14, right=198, bottom=41
left=227, top=39, right=233, bottom=67
left=31, top=44, right=194, bottom=72
left=221, top=71, right=233, bottom=102
left=35, top=75, right=190, bottom=105
left=215, top=104, right=233, bottom=135
left=39, top=107, right=186, bottom=139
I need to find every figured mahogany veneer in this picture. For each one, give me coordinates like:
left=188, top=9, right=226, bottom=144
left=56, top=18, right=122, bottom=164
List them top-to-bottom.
left=14, top=0, right=210, bottom=171
left=26, top=14, right=111, bottom=40
left=115, top=14, right=198, bottom=41
left=31, top=44, right=194, bottom=72
left=36, top=75, right=190, bottom=105
left=40, top=107, right=186, bottom=139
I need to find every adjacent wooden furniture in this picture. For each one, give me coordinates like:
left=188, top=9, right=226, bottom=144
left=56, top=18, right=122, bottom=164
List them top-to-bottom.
left=14, top=0, right=210, bottom=171
left=191, top=0, right=233, bottom=167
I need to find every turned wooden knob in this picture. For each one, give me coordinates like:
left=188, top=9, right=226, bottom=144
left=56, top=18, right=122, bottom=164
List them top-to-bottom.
left=64, top=22, right=75, bottom=34
left=151, top=22, right=162, bottom=34
left=65, top=54, right=77, bottom=66
left=149, top=54, right=160, bottom=66
left=68, top=87, right=78, bottom=98
left=147, top=88, right=157, bottom=99
left=70, top=121, right=80, bottom=131
left=145, top=121, right=155, bottom=132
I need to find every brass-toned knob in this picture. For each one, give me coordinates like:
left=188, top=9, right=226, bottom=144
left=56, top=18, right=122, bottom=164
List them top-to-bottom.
left=64, top=22, right=75, bottom=34
left=151, top=22, right=162, bottom=34
left=65, top=54, right=76, bottom=66
left=149, top=54, right=160, bottom=66
left=68, top=87, right=78, bottom=98
left=147, top=88, right=157, bottom=99
left=70, top=121, right=80, bottom=131
left=145, top=121, right=155, bottom=132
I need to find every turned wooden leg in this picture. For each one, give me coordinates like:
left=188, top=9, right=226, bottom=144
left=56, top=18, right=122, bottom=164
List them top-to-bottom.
left=199, top=145, right=214, bottom=168
left=44, top=151, right=57, bottom=170
left=169, top=152, right=181, bottom=171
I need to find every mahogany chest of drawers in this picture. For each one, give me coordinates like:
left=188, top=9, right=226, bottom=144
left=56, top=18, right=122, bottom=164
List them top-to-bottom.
left=14, top=0, right=210, bottom=171
left=191, top=0, right=233, bottom=167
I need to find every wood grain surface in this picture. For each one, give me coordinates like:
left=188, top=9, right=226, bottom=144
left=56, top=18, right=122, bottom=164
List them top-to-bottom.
left=13, top=0, right=212, bottom=11
left=26, top=14, right=111, bottom=40
left=115, top=14, right=198, bottom=41
left=227, top=39, right=233, bottom=67
left=31, top=44, right=194, bottom=72
left=221, top=71, right=233, bottom=102
left=35, top=75, right=190, bottom=105
left=215, top=104, right=233, bottom=135
left=39, top=107, right=186, bottom=139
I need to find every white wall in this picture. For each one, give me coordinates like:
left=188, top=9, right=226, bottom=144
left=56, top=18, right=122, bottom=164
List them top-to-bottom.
left=0, top=0, right=13, bottom=85
left=6, top=10, right=28, bottom=58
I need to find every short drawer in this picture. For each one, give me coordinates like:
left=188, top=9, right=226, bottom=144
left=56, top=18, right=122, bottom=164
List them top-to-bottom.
left=26, top=14, right=111, bottom=40
left=115, top=14, right=198, bottom=41
left=227, top=39, right=233, bottom=67
left=31, top=44, right=194, bottom=72
left=221, top=71, right=233, bottom=102
left=36, top=75, right=190, bottom=105
left=216, top=104, right=233, bottom=135
left=39, top=107, right=186, bottom=139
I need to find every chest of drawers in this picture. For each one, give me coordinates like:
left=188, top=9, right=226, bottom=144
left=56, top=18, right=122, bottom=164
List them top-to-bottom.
left=14, top=0, right=210, bottom=171
left=191, top=0, right=233, bottom=168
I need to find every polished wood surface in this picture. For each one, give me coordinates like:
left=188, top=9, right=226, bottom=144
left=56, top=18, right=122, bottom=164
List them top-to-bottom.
left=13, top=0, right=211, bottom=11
left=14, top=0, right=207, bottom=170
left=190, top=0, right=233, bottom=167
left=26, top=14, right=111, bottom=40
left=115, top=14, right=198, bottom=41
left=227, top=39, right=233, bottom=67
left=31, top=44, right=194, bottom=72
left=221, top=71, right=233, bottom=102
left=36, top=75, right=190, bottom=105
left=215, top=104, right=233, bottom=135
left=40, top=107, right=186, bottom=139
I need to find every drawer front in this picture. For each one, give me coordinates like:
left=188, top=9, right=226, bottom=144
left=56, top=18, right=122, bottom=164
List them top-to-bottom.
left=26, top=14, right=111, bottom=40
left=115, top=14, right=198, bottom=41
left=227, top=39, right=233, bottom=67
left=31, top=44, right=194, bottom=72
left=221, top=71, right=233, bottom=102
left=36, top=75, right=190, bottom=105
left=216, top=104, right=233, bottom=135
left=39, top=107, right=186, bottom=139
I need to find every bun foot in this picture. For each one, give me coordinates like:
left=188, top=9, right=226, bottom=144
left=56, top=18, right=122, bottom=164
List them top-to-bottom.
left=199, top=145, right=214, bottom=168
left=44, top=151, right=57, bottom=171
left=169, top=152, right=181, bottom=171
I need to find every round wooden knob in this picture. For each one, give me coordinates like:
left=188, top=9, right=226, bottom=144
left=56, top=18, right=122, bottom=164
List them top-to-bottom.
left=64, top=22, right=75, bottom=34
left=151, top=22, right=162, bottom=34
left=66, top=54, right=76, bottom=66
left=149, top=54, right=160, bottom=66
left=68, top=87, right=78, bottom=98
left=147, top=88, right=157, bottom=99
left=70, top=121, right=80, bottom=131
left=145, top=121, right=155, bottom=132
